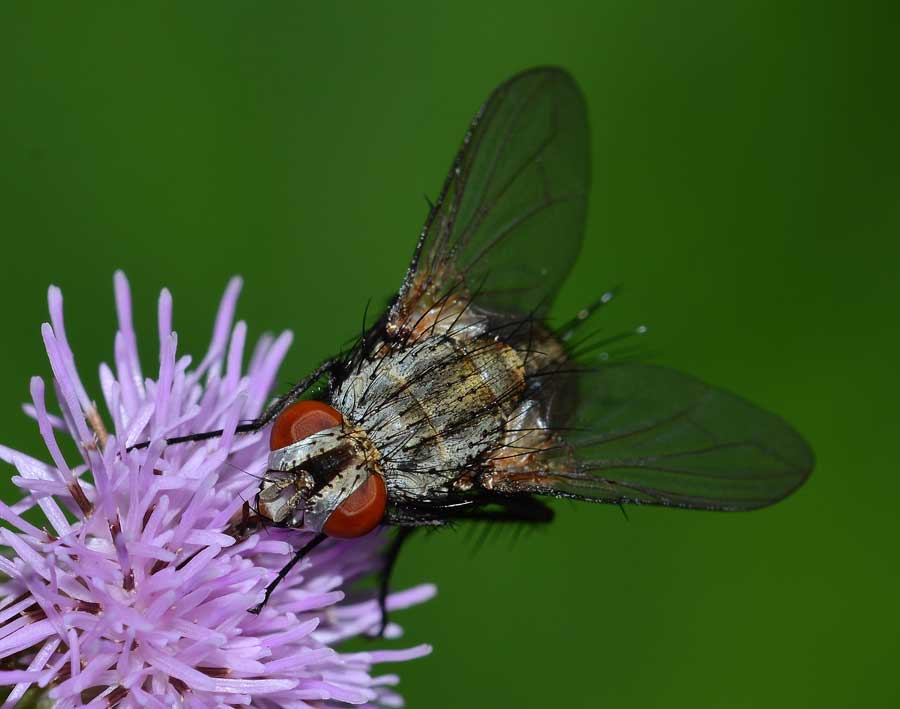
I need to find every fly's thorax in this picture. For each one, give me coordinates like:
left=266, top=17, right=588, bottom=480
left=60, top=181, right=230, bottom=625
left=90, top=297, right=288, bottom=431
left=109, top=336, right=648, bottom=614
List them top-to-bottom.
left=387, top=279, right=490, bottom=343
left=335, top=333, right=527, bottom=499
left=258, top=424, right=384, bottom=533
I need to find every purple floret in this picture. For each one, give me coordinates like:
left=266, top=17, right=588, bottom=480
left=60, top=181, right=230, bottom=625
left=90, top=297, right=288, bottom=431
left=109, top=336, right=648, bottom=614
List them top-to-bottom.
left=0, top=273, right=433, bottom=708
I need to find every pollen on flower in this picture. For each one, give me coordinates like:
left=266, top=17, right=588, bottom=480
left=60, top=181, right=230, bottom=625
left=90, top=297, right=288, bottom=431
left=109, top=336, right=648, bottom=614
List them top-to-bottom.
left=0, top=272, right=433, bottom=708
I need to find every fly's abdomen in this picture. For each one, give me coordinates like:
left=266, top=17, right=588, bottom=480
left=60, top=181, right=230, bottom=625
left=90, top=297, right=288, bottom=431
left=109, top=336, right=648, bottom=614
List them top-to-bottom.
left=336, top=335, right=525, bottom=492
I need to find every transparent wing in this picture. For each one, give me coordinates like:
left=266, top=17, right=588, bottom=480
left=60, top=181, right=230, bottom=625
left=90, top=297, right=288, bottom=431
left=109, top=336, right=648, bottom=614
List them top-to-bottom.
left=392, top=67, right=589, bottom=329
left=500, top=364, right=813, bottom=511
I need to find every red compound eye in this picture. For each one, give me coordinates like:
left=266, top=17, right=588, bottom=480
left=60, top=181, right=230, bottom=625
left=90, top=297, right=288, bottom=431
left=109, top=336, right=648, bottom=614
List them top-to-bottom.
left=269, top=400, right=343, bottom=451
left=323, top=474, right=387, bottom=539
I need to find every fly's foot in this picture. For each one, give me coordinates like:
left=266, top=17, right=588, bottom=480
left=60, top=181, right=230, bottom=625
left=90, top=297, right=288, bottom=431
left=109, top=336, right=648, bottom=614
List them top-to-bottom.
left=375, top=601, right=390, bottom=639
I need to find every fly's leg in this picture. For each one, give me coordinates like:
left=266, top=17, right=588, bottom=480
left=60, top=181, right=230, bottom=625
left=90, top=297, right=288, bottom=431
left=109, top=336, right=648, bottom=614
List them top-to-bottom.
left=127, top=359, right=336, bottom=451
left=376, top=527, right=415, bottom=638
left=248, top=532, right=328, bottom=614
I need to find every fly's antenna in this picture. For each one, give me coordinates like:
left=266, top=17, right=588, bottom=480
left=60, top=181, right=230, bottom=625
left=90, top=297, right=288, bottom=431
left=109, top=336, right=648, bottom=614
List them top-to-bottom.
left=222, top=460, right=270, bottom=483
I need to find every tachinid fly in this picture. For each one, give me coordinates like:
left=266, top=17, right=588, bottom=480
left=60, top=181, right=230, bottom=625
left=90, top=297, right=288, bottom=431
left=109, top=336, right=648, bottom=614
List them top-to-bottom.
left=163, top=67, right=813, bottom=622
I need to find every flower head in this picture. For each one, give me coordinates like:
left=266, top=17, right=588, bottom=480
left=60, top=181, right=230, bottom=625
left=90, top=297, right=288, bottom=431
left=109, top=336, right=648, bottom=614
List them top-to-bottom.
left=0, top=273, right=433, bottom=707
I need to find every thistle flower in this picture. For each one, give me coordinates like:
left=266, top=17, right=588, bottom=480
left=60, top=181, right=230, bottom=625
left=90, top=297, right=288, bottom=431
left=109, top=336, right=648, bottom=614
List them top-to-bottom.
left=0, top=273, right=433, bottom=708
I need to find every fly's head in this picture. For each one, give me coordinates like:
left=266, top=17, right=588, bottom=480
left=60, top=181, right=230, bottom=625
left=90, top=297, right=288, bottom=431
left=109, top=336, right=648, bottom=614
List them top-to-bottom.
left=257, top=401, right=387, bottom=538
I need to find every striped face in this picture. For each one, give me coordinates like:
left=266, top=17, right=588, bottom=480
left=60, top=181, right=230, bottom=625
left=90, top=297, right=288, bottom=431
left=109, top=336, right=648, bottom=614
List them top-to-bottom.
left=257, top=403, right=387, bottom=539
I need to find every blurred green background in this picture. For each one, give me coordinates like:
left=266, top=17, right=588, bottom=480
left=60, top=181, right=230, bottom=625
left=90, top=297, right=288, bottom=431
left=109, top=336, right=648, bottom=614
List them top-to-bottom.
left=1, top=2, right=897, bottom=707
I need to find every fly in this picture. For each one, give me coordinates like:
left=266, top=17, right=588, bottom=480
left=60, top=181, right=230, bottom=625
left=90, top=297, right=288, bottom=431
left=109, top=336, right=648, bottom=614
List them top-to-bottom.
left=146, top=67, right=813, bottom=629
